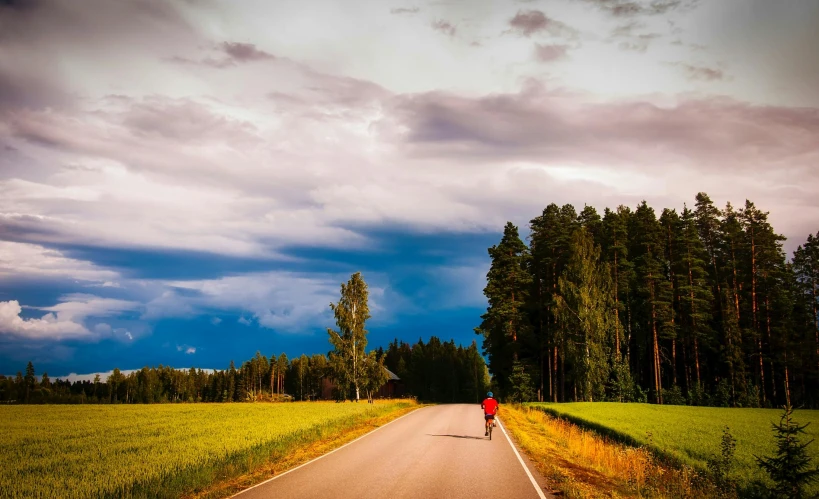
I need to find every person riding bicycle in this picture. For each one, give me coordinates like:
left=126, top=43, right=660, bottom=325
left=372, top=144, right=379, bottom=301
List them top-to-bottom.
left=481, top=391, right=499, bottom=436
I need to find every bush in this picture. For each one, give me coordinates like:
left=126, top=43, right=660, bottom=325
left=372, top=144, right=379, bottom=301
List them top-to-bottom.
left=507, top=361, right=535, bottom=403
left=662, top=385, right=686, bottom=406
left=707, top=426, right=737, bottom=494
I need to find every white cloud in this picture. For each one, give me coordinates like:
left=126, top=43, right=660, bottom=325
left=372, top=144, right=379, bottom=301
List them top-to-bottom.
left=0, top=241, right=119, bottom=282
left=149, top=271, right=391, bottom=333
left=0, top=295, right=141, bottom=341
left=0, top=300, right=90, bottom=340
left=211, top=317, right=222, bottom=325
left=176, top=344, right=196, bottom=354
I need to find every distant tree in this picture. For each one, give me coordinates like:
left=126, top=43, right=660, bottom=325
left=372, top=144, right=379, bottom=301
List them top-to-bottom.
left=328, top=272, right=371, bottom=402
left=276, top=353, right=288, bottom=396
left=24, top=362, right=36, bottom=402
left=755, top=404, right=819, bottom=498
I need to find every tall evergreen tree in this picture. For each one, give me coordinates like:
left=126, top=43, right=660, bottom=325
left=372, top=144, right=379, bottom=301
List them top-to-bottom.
left=630, top=201, right=665, bottom=403
left=677, top=206, right=714, bottom=393
left=476, top=222, right=532, bottom=398
left=554, top=227, right=615, bottom=401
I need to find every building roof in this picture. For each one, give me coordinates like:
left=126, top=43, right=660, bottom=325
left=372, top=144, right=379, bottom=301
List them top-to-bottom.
left=384, top=367, right=400, bottom=381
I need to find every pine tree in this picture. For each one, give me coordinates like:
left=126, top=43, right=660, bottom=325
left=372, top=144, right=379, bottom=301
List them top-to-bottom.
left=630, top=202, right=665, bottom=404
left=602, top=206, right=634, bottom=364
left=677, top=206, right=714, bottom=394
left=476, top=222, right=532, bottom=398
left=554, top=227, right=614, bottom=402
left=793, top=232, right=819, bottom=406
left=327, top=272, right=370, bottom=402
left=24, top=362, right=35, bottom=402
left=755, top=404, right=819, bottom=498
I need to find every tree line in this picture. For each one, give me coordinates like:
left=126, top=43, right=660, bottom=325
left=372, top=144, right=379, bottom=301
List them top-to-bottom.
left=477, top=193, right=819, bottom=408
left=381, top=337, right=491, bottom=403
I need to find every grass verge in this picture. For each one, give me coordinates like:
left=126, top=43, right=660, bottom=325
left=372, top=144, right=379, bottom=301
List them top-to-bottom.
left=502, top=405, right=723, bottom=498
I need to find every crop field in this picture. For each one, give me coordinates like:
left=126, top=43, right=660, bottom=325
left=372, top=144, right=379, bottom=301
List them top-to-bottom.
left=0, top=400, right=415, bottom=499
left=527, top=402, right=819, bottom=491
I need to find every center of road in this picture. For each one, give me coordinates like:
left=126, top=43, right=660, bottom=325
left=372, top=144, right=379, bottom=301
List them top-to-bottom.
left=233, top=404, right=551, bottom=499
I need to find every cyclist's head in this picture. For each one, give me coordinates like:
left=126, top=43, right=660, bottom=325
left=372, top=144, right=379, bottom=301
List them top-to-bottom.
left=487, top=391, right=493, bottom=398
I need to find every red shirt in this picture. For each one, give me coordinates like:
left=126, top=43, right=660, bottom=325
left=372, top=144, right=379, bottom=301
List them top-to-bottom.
left=481, top=397, right=499, bottom=415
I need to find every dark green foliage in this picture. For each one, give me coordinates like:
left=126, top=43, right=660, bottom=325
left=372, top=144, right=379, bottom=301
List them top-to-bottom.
left=477, top=193, right=818, bottom=409
left=476, top=222, right=532, bottom=396
left=381, top=338, right=490, bottom=403
left=507, top=360, right=536, bottom=403
left=755, top=404, right=819, bottom=498
left=708, top=426, right=737, bottom=494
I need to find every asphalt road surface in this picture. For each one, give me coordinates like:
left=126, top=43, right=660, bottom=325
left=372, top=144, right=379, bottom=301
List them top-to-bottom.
left=233, top=404, right=552, bottom=499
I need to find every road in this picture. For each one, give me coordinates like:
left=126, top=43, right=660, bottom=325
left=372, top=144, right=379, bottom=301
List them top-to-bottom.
left=233, top=404, right=552, bottom=499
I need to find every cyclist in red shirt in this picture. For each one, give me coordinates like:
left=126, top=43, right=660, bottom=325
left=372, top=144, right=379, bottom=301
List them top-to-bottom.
left=481, top=391, right=499, bottom=436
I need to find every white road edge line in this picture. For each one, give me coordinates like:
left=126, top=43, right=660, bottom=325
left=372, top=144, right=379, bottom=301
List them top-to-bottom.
left=231, top=405, right=426, bottom=498
left=498, top=418, right=548, bottom=499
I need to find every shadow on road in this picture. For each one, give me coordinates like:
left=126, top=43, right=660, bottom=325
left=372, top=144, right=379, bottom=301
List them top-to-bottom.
left=426, top=434, right=486, bottom=440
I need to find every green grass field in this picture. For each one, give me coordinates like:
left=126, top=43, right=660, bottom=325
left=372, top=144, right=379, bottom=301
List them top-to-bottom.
left=0, top=400, right=414, bottom=499
left=527, top=402, right=819, bottom=492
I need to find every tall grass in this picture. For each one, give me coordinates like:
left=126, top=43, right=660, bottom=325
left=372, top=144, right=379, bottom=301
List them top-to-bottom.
left=0, top=400, right=416, bottom=499
left=503, top=405, right=717, bottom=498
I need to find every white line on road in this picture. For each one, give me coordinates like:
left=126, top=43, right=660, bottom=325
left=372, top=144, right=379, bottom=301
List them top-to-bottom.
left=231, top=406, right=426, bottom=498
left=498, top=418, right=548, bottom=499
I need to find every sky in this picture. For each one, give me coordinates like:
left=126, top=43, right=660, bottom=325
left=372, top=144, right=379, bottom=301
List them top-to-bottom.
left=1, top=0, right=818, bottom=378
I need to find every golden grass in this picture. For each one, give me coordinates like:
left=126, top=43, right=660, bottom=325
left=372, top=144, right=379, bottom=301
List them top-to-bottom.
left=186, top=403, right=424, bottom=499
left=502, top=405, right=725, bottom=498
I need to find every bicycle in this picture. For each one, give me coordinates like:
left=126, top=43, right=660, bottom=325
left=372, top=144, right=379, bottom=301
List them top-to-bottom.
left=485, top=414, right=497, bottom=440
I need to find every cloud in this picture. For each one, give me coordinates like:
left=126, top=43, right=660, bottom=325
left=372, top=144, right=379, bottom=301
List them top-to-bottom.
left=580, top=0, right=694, bottom=18
left=390, top=7, right=419, bottom=15
left=507, top=10, right=577, bottom=39
left=431, top=20, right=456, bottom=37
left=616, top=33, right=661, bottom=52
left=171, top=41, right=276, bottom=68
left=220, top=42, right=275, bottom=62
left=534, top=43, right=570, bottom=62
left=675, top=63, right=726, bottom=81
left=390, top=82, right=819, bottom=176
left=0, top=241, right=119, bottom=282
left=148, top=271, right=392, bottom=333
left=0, top=293, right=141, bottom=341
left=37, top=294, right=141, bottom=323
left=0, top=300, right=89, bottom=340
left=211, top=317, right=222, bottom=325
left=177, top=344, right=196, bottom=354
